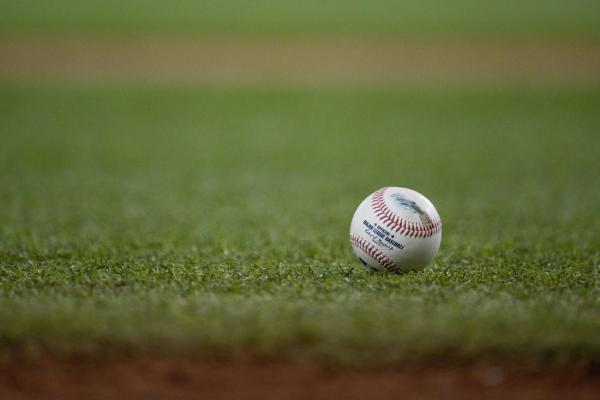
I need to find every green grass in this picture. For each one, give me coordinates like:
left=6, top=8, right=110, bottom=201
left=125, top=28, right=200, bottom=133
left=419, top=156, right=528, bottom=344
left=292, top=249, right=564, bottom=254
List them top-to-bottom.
left=1, top=0, right=600, bottom=39
left=1, top=85, right=599, bottom=365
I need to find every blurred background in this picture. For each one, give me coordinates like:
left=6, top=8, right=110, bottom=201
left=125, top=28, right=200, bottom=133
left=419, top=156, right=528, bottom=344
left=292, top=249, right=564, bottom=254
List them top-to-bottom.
left=1, top=0, right=600, bottom=85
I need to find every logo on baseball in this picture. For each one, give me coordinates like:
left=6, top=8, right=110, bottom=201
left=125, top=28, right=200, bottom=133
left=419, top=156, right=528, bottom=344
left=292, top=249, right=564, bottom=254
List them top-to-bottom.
left=349, top=187, right=442, bottom=273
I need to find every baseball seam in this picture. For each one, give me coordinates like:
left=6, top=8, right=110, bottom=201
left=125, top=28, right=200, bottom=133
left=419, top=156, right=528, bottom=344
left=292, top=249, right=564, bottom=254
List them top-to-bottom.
left=371, top=188, right=442, bottom=238
left=350, top=234, right=400, bottom=274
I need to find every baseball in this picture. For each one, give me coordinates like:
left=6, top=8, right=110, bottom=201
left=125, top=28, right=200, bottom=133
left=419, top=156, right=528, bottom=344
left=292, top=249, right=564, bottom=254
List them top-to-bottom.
left=349, top=187, right=442, bottom=273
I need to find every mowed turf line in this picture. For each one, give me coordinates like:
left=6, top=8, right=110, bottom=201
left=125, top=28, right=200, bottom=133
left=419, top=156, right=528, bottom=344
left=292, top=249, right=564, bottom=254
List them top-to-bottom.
left=1, top=0, right=600, bottom=38
left=0, top=86, right=599, bottom=365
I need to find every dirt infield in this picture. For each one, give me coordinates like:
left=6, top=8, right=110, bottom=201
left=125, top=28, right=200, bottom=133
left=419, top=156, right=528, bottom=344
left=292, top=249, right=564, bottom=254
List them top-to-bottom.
left=1, top=37, right=600, bottom=85
left=1, top=357, right=599, bottom=400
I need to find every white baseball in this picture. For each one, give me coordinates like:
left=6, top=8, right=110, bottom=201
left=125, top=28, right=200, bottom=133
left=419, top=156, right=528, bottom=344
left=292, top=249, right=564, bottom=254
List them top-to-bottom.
left=349, top=187, right=442, bottom=273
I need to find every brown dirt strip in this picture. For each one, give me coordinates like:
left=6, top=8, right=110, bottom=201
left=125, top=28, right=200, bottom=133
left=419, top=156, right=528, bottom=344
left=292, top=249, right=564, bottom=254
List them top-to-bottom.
left=1, top=37, right=600, bottom=85
left=1, top=357, right=599, bottom=400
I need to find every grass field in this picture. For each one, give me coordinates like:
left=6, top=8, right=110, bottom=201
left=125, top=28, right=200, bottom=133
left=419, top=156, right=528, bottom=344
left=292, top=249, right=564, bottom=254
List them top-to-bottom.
left=1, top=0, right=600, bottom=38
left=1, top=0, right=600, bottom=397
left=1, top=86, right=599, bottom=366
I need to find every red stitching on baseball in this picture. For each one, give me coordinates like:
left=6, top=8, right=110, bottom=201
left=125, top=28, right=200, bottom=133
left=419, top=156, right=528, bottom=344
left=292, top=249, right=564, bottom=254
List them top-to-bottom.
left=371, top=188, right=441, bottom=238
left=350, top=234, right=401, bottom=274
